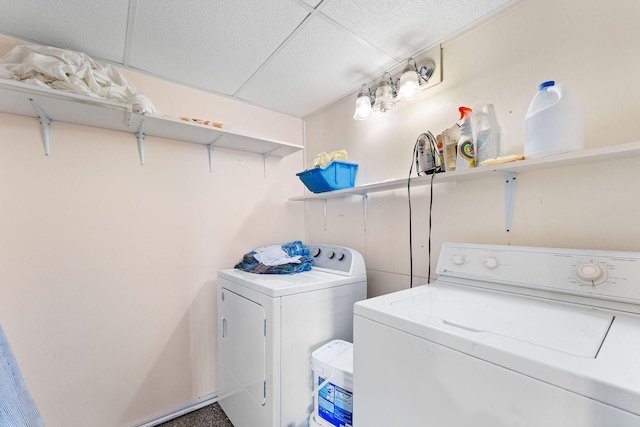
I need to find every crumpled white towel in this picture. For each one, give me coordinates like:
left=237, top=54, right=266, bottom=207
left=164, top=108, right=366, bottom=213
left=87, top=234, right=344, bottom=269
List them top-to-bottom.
left=0, top=45, right=156, bottom=115
left=253, top=245, right=302, bottom=266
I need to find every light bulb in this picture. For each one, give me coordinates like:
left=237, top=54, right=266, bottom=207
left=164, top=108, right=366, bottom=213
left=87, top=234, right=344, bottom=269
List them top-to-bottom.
left=398, top=59, right=419, bottom=101
left=398, top=70, right=419, bottom=101
left=373, top=74, right=395, bottom=113
left=353, top=84, right=372, bottom=120
left=353, top=94, right=372, bottom=120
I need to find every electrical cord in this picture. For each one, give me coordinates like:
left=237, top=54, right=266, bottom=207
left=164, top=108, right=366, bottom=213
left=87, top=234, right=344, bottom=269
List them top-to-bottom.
left=408, top=132, right=439, bottom=288
left=407, top=137, right=419, bottom=288
left=427, top=171, right=435, bottom=283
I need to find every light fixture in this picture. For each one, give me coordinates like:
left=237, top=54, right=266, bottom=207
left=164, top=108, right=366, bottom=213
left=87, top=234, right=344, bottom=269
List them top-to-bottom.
left=353, top=57, right=436, bottom=120
left=373, top=72, right=396, bottom=113
left=353, top=84, right=374, bottom=120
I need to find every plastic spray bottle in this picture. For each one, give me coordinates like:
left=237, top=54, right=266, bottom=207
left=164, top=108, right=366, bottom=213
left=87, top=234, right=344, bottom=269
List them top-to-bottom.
left=472, top=104, right=502, bottom=166
left=456, top=106, right=475, bottom=169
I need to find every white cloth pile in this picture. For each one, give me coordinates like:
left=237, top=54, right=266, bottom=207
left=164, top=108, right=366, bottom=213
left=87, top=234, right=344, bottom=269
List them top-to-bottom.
left=0, top=45, right=156, bottom=115
left=253, top=245, right=302, bottom=266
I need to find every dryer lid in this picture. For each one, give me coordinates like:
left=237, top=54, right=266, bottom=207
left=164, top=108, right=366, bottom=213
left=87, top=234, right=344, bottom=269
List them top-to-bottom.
left=391, top=284, right=613, bottom=358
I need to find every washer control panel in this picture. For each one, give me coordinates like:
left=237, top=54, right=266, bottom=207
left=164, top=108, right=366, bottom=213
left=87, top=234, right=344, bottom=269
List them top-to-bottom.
left=437, top=243, right=640, bottom=303
left=307, top=244, right=355, bottom=274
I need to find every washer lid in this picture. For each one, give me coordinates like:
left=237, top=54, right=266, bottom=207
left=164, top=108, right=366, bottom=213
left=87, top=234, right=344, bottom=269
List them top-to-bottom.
left=218, top=268, right=365, bottom=297
left=355, top=282, right=640, bottom=415
left=390, top=284, right=613, bottom=358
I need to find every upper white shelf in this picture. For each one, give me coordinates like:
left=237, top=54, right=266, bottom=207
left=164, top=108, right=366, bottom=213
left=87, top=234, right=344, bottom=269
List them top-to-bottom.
left=0, top=79, right=303, bottom=158
left=290, top=141, right=640, bottom=201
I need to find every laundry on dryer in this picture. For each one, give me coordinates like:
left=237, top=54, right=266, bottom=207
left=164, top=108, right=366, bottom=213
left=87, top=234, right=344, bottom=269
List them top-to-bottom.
left=233, top=240, right=313, bottom=274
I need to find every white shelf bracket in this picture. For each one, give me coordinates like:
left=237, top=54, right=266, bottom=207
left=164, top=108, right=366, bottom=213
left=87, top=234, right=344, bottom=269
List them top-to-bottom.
left=28, top=98, right=51, bottom=156
left=136, top=120, right=145, bottom=165
left=207, top=135, right=223, bottom=173
left=207, top=143, right=214, bottom=173
left=261, top=145, right=282, bottom=178
left=501, top=172, right=518, bottom=232
left=362, top=194, right=368, bottom=231
left=323, top=199, right=327, bottom=232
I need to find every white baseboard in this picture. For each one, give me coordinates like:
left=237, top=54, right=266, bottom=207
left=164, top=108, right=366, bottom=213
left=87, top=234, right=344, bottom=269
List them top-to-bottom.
left=129, top=393, right=218, bottom=427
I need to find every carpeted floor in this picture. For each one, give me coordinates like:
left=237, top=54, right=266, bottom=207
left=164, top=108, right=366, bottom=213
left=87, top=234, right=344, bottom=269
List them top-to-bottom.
left=157, top=403, right=234, bottom=427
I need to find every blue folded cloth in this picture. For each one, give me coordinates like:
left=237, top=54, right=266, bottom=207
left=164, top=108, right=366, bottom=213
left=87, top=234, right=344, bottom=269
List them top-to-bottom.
left=234, top=241, right=313, bottom=274
left=0, top=325, right=45, bottom=427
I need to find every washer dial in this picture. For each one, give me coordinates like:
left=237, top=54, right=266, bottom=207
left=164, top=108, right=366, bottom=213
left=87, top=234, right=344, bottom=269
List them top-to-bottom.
left=453, top=255, right=465, bottom=265
left=484, top=257, right=499, bottom=269
left=574, top=262, right=608, bottom=285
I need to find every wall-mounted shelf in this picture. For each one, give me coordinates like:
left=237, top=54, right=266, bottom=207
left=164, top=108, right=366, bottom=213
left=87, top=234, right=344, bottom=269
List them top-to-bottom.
left=0, top=79, right=303, bottom=171
left=290, top=141, right=640, bottom=232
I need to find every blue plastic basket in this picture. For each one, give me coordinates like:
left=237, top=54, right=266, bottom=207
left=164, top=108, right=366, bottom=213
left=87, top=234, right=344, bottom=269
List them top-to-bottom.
left=296, top=161, right=358, bottom=193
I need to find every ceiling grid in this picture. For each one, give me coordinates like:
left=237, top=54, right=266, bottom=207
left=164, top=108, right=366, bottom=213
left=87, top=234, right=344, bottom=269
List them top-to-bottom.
left=0, top=0, right=518, bottom=117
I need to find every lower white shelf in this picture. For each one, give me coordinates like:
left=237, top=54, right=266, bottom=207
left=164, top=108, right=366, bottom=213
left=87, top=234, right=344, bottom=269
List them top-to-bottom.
left=290, top=141, right=640, bottom=232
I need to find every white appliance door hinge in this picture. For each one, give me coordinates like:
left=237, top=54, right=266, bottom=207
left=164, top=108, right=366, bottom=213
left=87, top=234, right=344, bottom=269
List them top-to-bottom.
left=264, top=380, right=267, bottom=398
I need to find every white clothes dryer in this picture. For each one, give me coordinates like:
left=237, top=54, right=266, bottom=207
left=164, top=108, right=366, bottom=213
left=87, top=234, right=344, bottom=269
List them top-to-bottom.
left=354, top=243, right=640, bottom=427
left=217, top=244, right=366, bottom=427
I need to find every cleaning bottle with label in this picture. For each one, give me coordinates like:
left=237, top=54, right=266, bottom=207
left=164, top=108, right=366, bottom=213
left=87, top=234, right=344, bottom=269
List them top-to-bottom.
left=472, top=104, right=502, bottom=166
left=456, top=106, right=475, bottom=169
left=436, top=124, right=460, bottom=172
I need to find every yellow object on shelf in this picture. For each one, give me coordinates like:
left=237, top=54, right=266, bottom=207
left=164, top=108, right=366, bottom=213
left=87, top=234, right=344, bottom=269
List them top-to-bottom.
left=307, top=149, right=348, bottom=170
left=481, top=154, right=524, bottom=165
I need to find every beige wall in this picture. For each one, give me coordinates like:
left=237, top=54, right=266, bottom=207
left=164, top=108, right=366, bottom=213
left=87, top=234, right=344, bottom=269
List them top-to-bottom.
left=303, top=0, right=640, bottom=297
left=0, top=35, right=305, bottom=426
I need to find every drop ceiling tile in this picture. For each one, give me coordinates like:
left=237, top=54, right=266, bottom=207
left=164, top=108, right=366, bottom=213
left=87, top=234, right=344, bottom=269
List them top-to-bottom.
left=0, top=0, right=130, bottom=62
left=128, top=0, right=310, bottom=96
left=301, top=0, right=323, bottom=7
left=322, top=0, right=514, bottom=60
left=236, top=15, right=397, bottom=117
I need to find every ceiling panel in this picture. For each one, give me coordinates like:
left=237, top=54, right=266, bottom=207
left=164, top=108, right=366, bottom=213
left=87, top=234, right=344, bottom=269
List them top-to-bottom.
left=0, top=0, right=130, bottom=63
left=128, top=0, right=310, bottom=95
left=301, top=0, right=324, bottom=7
left=322, top=0, right=513, bottom=60
left=236, top=15, right=397, bottom=117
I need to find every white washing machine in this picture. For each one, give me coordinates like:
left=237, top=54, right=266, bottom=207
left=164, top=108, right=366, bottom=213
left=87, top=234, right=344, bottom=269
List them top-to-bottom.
left=354, top=242, right=640, bottom=427
left=217, top=244, right=366, bottom=427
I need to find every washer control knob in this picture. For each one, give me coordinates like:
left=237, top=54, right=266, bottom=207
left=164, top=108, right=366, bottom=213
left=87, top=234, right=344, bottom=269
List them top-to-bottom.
left=312, top=248, right=321, bottom=257
left=327, top=251, right=335, bottom=259
left=337, top=252, right=345, bottom=261
left=453, top=255, right=465, bottom=265
left=485, top=257, right=499, bottom=269
left=574, top=262, right=608, bottom=285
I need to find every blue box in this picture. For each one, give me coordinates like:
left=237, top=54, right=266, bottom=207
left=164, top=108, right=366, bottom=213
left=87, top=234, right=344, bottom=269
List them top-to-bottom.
left=297, top=161, right=358, bottom=193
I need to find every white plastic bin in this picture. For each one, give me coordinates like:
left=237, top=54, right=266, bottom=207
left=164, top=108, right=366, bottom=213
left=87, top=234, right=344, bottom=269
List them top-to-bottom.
left=310, top=340, right=354, bottom=427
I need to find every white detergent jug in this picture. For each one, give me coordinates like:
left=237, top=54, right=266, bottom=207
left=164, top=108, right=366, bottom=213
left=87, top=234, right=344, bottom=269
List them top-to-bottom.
left=524, top=81, right=584, bottom=159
